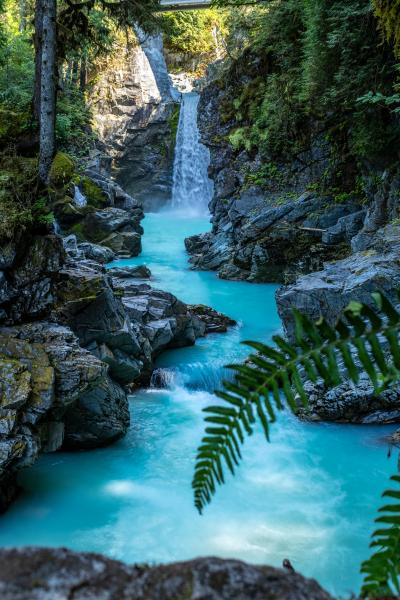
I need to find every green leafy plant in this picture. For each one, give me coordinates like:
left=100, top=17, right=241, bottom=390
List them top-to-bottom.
left=192, top=291, right=400, bottom=595
left=361, top=475, right=400, bottom=597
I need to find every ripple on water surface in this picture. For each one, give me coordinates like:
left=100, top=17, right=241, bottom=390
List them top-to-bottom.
left=0, top=213, right=396, bottom=597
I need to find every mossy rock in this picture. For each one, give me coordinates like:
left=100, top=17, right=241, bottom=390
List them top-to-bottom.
left=49, top=152, right=75, bottom=187
left=80, top=177, right=108, bottom=208
left=68, top=222, right=86, bottom=241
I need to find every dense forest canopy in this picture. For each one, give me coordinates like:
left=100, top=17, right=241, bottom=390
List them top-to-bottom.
left=213, top=0, right=400, bottom=198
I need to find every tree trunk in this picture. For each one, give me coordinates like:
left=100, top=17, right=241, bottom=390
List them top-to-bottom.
left=19, top=0, right=27, bottom=32
left=33, top=0, right=44, bottom=123
left=38, top=0, right=57, bottom=185
left=79, top=57, right=87, bottom=91
left=71, top=60, right=79, bottom=86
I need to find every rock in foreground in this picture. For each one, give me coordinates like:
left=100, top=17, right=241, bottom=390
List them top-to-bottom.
left=0, top=548, right=333, bottom=600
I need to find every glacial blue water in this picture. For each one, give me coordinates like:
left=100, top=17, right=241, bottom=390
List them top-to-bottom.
left=0, top=212, right=397, bottom=597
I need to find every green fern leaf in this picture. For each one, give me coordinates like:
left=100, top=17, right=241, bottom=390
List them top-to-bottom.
left=192, top=291, right=400, bottom=520
left=361, top=475, right=400, bottom=597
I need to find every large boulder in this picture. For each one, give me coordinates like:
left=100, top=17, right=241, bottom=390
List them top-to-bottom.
left=276, top=223, right=400, bottom=423
left=276, top=224, right=400, bottom=341
left=100, top=231, right=142, bottom=257
left=79, top=241, right=116, bottom=264
left=55, top=263, right=148, bottom=385
left=108, top=265, right=151, bottom=279
left=121, top=286, right=201, bottom=355
left=188, top=304, right=237, bottom=333
left=0, top=322, right=125, bottom=510
left=63, top=377, right=129, bottom=449
left=0, top=548, right=333, bottom=600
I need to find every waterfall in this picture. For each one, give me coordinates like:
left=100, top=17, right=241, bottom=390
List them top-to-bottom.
left=171, top=92, right=213, bottom=215
left=73, top=185, right=87, bottom=208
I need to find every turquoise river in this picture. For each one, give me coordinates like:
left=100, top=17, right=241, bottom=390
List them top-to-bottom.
left=0, top=212, right=397, bottom=597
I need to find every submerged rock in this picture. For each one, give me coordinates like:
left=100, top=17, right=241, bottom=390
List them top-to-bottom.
left=0, top=548, right=333, bottom=600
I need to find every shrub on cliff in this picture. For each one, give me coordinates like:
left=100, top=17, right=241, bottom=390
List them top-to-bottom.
left=217, top=0, right=400, bottom=179
left=0, top=155, right=53, bottom=241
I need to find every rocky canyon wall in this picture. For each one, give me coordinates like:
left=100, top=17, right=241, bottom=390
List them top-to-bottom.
left=89, top=32, right=178, bottom=211
left=186, top=65, right=400, bottom=427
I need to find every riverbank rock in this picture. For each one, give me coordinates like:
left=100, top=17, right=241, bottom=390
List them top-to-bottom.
left=185, top=61, right=400, bottom=287
left=182, top=76, right=371, bottom=284
left=276, top=223, right=400, bottom=423
left=276, top=224, right=400, bottom=341
left=0, top=226, right=235, bottom=510
left=109, top=265, right=151, bottom=279
left=121, top=283, right=205, bottom=358
left=188, top=304, right=237, bottom=333
left=0, top=322, right=127, bottom=509
left=0, top=548, right=333, bottom=600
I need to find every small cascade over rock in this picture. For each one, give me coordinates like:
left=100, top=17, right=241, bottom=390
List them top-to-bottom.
left=171, top=92, right=213, bottom=215
left=73, top=185, right=87, bottom=208
left=150, top=362, right=234, bottom=393
left=150, top=368, right=177, bottom=389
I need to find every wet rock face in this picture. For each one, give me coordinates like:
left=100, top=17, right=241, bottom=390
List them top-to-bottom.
left=90, top=36, right=177, bottom=211
left=0, top=548, right=333, bottom=600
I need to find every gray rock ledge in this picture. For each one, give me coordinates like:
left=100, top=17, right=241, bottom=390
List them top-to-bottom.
left=0, top=548, right=333, bottom=600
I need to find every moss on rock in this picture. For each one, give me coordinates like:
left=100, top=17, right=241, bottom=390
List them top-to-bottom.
left=49, top=152, right=75, bottom=187
left=80, top=177, right=108, bottom=208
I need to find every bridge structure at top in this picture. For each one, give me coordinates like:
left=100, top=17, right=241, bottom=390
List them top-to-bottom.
left=158, top=0, right=213, bottom=11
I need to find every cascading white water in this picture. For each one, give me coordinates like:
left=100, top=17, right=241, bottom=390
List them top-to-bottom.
left=171, top=92, right=213, bottom=215
left=73, top=185, right=87, bottom=208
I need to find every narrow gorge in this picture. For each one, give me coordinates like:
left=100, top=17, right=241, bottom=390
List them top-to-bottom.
left=1, top=2, right=400, bottom=598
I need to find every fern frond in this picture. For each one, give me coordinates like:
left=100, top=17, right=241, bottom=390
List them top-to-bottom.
left=192, top=291, right=400, bottom=514
left=361, top=475, right=400, bottom=598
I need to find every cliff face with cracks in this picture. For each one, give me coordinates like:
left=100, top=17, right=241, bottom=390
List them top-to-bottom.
left=89, top=32, right=178, bottom=211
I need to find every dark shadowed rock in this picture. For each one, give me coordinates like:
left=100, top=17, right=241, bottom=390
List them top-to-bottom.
left=79, top=241, right=116, bottom=263
left=108, top=265, right=151, bottom=279
left=188, top=304, right=237, bottom=333
left=0, top=322, right=125, bottom=509
left=63, top=377, right=129, bottom=449
left=0, top=548, right=333, bottom=600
